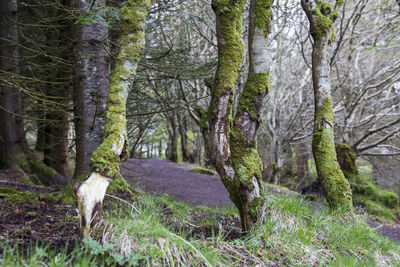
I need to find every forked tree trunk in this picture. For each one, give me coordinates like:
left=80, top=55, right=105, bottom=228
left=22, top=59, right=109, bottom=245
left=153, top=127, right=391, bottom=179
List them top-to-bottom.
left=71, top=0, right=109, bottom=179
left=74, top=0, right=151, bottom=238
left=207, top=0, right=273, bottom=231
left=301, top=0, right=353, bottom=209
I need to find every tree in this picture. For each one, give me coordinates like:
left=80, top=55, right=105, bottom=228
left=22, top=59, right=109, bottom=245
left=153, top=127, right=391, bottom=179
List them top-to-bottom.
left=0, top=0, right=68, bottom=187
left=0, top=0, right=30, bottom=167
left=71, top=0, right=109, bottom=179
left=74, top=0, right=151, bottom=238
left=205, top=0, right=273, bottom=231
left=301, top=0, right=353, bottom=209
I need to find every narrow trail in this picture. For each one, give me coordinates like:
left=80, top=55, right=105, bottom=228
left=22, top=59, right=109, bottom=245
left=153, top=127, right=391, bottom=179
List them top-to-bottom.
left=121, top=158, right=232, bottom=207
left=122, top=158, right=400, bottom=242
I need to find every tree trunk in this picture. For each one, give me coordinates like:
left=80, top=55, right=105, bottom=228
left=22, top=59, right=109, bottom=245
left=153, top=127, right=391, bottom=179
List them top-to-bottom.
left=0, top=0, right=30, bottom=167
left=0, top=0, right=68, bottom=187
left=71, top=0, right=109, bottom=179
left=74, top=0, right=151, bottom=238
left=207, top=0, right=272, bottom=231
left=301, top=0, right=353, bottom=209
left=43, top=110, right=70, bottom=177
left=178, top=112, right=190, bottom=162
left=166, top=113, right=179, bottom=162
left=35, top=118, right=46, bottom=152
left=190, top=128, right=202, bottom=164
left=295, top=141, right=309, bottom=191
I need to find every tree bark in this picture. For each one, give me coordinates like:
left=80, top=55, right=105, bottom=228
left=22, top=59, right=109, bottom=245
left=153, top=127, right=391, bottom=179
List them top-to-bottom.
left=0, top=0, right=30, bottom=167
left=0, top=0, right=69, bottom=187
left=71, top=0, right=109, bottom=179
left=74, top=0, right=151, bottom=238
left=207, top=0, right=272, bottom=231
left=301, top=0, right=353, bottom=209
left=166, top=112, right=179, bottom=162
left=178, top=112, right=190, bottom=162
left=295, top=141, right=309, bottom=191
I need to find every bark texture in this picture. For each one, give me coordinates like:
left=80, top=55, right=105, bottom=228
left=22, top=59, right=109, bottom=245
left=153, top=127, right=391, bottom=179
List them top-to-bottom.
left=0, top=0, right=30, bottom=167
left=0, top=0, right=68, bottom=187
left=71, top=0, right=109, bottom=178
left=74, top=0, right=151, bottom=238
left=207, top=0, right=272, bottom=231
left=301, top=0, right=353, bottom=209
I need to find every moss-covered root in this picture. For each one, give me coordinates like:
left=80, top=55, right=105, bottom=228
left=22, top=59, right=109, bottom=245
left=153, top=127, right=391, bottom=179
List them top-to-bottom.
left=75, top=0, right=150, bottom=238
left=312, top=99, right=353, bottom=210
left=15, top=153, right=68, bottom=187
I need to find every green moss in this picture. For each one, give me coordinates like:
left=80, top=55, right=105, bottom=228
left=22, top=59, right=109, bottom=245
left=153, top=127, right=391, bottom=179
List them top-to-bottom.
left=90, top=0, right=150, bottom=184
left=209, top=0, right=246, bottom=121
left=254, top=0, right=273, bottom=37
left=335, top=0, right=345, bottom=8
left=312, top=1, right=340, bottom=40
left=237, top=73, right=270, bottom=120
left=313, top=99, right=352, bottom=210
left=198, top=106, right=208, bottom=131
left=336, top=144, right=399, bottom=221
left=336, top=144, right=358, bottom=178
left=15, top=153, right=57, bottom=186
left=190, top=167, right=215, bottom=176
left=107, top=172, right=132, bottom=195
left=0, top=187, right=39, bottom=204
left=353, top=195, right=397, bottom=222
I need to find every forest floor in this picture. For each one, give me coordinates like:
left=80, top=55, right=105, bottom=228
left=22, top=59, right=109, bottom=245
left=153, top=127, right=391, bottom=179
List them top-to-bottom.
left=0, top=158, right=399, bottom=255
left=121, top=158, right=400, bottom=242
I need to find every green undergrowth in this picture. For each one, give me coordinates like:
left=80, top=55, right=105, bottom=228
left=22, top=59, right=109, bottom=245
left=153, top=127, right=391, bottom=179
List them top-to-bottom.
left=190, top=167, right=215, bottom=176
left=350, top=174, right=399, bottom=222
left=0, top=187, right=63, bottom=205
left=2, top=189, right=399, bottom=266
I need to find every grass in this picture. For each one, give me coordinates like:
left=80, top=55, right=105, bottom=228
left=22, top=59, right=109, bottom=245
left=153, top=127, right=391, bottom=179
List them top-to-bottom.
left=1, top=189, right=399, bottom=266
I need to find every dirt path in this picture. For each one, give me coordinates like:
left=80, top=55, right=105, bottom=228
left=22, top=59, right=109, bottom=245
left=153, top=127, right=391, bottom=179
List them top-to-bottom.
left=121, top=158, right=232, bottom=207
left=122, top=158, right=400, bottom=242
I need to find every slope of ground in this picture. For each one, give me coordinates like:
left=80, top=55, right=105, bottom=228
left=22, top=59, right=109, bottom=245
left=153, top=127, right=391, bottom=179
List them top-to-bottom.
left=122, top=158, right=400, bottom=242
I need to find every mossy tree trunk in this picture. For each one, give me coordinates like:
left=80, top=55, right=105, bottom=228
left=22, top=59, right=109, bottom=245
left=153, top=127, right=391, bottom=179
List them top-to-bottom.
left=71, top=0, right=109, bottom=179
left=74, top=0, right=151, bottom=238
left=207, top=0, right=273, bottom=231
left=301, top=0, right=353, bottom=209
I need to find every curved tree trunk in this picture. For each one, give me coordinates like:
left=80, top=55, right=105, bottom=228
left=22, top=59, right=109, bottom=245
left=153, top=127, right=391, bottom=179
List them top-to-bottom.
left=71, top=0, right=109, bottom=179
left=74, top=0, right=151, bottom=238
left=207, top=0, right=273, bottom=231
left=301, top=0, right=353, bottom=209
